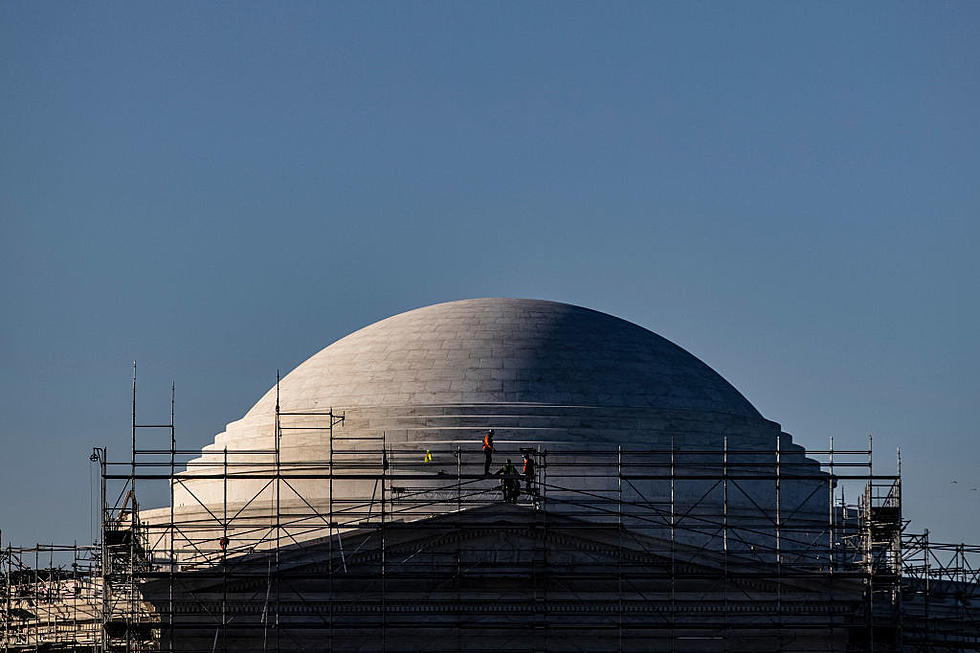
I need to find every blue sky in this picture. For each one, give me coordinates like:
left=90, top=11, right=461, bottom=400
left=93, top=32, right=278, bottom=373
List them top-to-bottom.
left=1, top=2, right=978, bottom=545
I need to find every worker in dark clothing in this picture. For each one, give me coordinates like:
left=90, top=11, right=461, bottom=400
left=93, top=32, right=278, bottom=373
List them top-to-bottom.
left=482, top=429, right=495, bottom=475
left=522, top=452, right=536, bottom=495
left=497, top=459, right=520, bottom=504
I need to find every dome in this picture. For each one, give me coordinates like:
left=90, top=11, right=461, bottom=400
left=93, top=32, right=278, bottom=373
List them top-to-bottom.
left=204, top=297, right=774, bottom=454
left=160, top=298, right=821, bottom=551
left=232, top=298, right=760, bottom=432
left=142, top=299, right=833, bottom=646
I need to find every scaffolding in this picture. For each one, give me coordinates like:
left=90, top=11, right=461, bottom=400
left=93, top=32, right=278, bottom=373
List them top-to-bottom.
left=3, top=373, right=978, bottom=652
left=901, top=534, right=980, bottom=652
left=0, top=543, right=101, bottom=652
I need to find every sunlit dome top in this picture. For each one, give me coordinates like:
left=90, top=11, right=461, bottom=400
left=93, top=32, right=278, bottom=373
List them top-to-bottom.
left=227, top=298, right=760, bottom=434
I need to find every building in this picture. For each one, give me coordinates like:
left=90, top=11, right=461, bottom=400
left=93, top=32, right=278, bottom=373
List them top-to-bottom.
left=144, top=298, right=828, bottom=556
left=3, top=299, right=977, bottom=652
left=134, top=299, right=881, bottom=651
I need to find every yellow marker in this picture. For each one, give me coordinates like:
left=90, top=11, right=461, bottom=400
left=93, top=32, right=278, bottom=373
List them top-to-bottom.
left=424, top=449, right=432, bottom=463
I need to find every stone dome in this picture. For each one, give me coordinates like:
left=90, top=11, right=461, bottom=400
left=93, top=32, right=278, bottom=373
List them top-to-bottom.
left=144, top=298, right=829, bottom=614
left=160, top=298, right=824, bottom=551
left=216, top=298, right=761, bottom=447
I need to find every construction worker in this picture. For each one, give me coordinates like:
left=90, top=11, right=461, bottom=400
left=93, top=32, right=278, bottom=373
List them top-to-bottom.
left=482, top=429, right=495, bottom=475
left=522, top=451, right=536, bottom=495
left=496, top=459, right=520, bottom=504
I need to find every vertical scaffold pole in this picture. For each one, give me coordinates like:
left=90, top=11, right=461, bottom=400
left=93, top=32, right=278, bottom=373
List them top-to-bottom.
left=130, top=362, right=137, bottom=653
left=132, top=362, right=137, bottom=511
left=275, top=371, right=281, bottom=653
left=169, top=382, right=175, bottom=653
left=329, top=407, right=334, bottom=653
left=381, top=431, right=387, bottom=653
left=775, top=432, right=782, bottom=647
left=723, top=434, right=729, bottom=649
left=867, top=434, right=874, bottom=653
left=829, top=435, right=834, bottom=573
left=670, top=436, right=675, bottom=653
left=455, top=444, right=462, bottom=652
left=617, top=445, right=623, bottom=653
left=222, top=446, right=228, bottom=653
left=897, top=446, right=904, bottom=648
left=98, top=447, right=108, bottom=653
left=542, top=449, right=549, bottom=652
left=923, top=529, right=930, bottom=648
left=3, top=539, right=9, bottom=653
left=33, top=548, right=38, bottom=652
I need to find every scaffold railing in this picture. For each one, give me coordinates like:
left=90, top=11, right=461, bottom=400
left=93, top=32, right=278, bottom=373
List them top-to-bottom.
left=5, top=373, right=978, bottom=652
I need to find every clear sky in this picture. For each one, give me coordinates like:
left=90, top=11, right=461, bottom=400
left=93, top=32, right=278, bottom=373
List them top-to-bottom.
left=1, top=2, right=978, bottom=546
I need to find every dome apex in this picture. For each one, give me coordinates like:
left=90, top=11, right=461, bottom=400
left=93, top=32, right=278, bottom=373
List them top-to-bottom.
left=239, top=297, right=760, bottom=423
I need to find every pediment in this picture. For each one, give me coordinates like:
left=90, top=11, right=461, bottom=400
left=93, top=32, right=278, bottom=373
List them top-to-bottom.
left=146, top=504, right=854, bottom=600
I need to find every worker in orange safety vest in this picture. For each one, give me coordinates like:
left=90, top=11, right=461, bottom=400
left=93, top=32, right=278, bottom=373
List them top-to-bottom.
left=482, top=429, right=495, bottom=475
left=522, top=452, right=536, bottom=494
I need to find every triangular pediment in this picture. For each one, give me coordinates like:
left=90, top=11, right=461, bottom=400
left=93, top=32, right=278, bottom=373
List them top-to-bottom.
left=147, top=504, right=854, bottom=600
